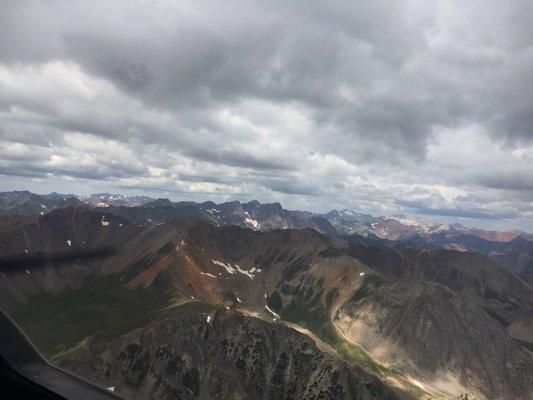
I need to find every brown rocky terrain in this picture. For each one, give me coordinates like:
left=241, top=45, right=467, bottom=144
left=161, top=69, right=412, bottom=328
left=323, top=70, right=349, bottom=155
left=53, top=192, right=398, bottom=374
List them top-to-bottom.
left=0, top=207, right=531, bottom=399
left=54, top=306, right=401, bottom=400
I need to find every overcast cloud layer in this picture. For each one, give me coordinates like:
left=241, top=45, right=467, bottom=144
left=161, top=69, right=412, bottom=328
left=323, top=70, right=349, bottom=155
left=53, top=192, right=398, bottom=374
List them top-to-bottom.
left=1, top=0, right=532, bottom=231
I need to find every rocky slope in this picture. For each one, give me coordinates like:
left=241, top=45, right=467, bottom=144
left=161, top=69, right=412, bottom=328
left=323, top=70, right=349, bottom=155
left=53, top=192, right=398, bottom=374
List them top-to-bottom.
left=0, top=191, right=83, bottom=215
left=2, top=191, right=531, bottom=277
left=82, top=193, right=155, bottom=207
left=0, top=206, right=531, bottom=399
left=344, top=243, right=533, bottom=344
left=334, top=281, right=532, bottom=399
left=54, top=306, right=401, bottom=400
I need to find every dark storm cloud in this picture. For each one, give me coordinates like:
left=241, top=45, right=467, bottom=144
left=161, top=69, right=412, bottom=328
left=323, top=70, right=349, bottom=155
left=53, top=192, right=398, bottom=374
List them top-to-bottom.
left=0, top=0, right=532, bottom=230
left=182, top=147, right=293, bottom=171
left=0, top=158, right=148, bottom=181
left=0, top=166, right=47, bottom=179
left=474, top=173, right=533, bottom=192
left=263, top=179, right=322, bottom=196
left=397, top=199, right=519, bottom=220
left=420, top=207, right=518, bottom=221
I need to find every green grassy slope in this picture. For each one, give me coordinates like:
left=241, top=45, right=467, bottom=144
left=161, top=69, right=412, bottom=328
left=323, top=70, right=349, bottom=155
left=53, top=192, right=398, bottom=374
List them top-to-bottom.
left=9, top=273, right=174, bottom=357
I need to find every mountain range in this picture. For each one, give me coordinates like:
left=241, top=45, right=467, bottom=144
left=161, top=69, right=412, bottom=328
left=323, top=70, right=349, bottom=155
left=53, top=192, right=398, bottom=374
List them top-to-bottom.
left=2, top=190, right=530, bottom=239
left=0, top=191, right=531, bottom=399
left=1, top=191, right=531, bottom=281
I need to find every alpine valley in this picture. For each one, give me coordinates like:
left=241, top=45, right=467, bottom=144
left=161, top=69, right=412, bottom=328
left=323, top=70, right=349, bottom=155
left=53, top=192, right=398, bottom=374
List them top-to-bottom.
left=0, top=191, right=531, bottom=400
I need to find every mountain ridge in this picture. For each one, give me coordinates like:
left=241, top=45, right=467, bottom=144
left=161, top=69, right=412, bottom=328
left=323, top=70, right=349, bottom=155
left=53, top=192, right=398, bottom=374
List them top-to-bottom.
left=2, top=190, right=531, bottom=238
left=2, top=191, right=531, bottom=281
left=0, top=206, right=531, bottom=399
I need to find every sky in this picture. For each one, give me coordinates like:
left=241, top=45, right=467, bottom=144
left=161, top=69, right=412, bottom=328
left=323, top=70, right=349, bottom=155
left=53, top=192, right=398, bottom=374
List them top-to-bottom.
left=0, top=0, right=532, bottom=231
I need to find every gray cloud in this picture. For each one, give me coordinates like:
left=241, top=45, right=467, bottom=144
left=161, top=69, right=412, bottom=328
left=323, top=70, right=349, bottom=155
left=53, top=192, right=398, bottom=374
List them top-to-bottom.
left=0, top=0, right=532, bottom=231
left=397, top=199, right=519, bottom=220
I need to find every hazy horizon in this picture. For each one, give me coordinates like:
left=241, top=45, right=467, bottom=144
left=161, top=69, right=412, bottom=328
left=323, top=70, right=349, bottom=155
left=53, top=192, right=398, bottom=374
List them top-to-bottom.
left=2, top=185, right=531, bottom=233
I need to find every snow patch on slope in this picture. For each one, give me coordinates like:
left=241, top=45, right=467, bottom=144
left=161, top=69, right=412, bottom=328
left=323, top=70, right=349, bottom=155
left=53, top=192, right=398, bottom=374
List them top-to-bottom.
left=212, top=259, right=261, bottom=279
left=212, top=260, right=236, bottom=274
left=265, top=305, right=280, bottom=319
